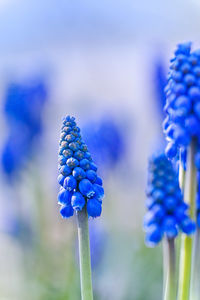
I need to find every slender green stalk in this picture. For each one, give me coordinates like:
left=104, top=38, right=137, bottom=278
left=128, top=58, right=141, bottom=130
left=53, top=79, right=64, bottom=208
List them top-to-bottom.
left=177, top=141, right=197, bottom=300
left=179, top=162, right=186, bottom=193
left=77, top=207, right=93, bottom=300
left=190, top=227, right=200, bottom=300
left=178, top=235, right=193, bottom=300
left=164, top=238, right=176, bottom=300
left=163, top=240, right=168, bottom=299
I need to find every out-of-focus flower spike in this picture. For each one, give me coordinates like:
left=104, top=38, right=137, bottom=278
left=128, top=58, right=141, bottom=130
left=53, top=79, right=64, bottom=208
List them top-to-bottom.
left=163, top=42, right=200, bottom=163
left=1, top=79, right=48, bottom=179
left=144, top=152, right=195, bottom=247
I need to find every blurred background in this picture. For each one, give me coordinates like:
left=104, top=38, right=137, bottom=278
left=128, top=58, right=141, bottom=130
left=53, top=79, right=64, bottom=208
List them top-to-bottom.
left=0, top=0, right=200, bottom=299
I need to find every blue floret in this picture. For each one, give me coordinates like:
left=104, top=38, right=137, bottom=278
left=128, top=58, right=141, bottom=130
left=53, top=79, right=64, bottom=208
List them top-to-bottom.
left=63, top=175, right=77, bottom=191
left=79, top=179, right=95, bottom=198
left=58, top=188, right=72, bottom=205
left=71, top=192, right=85, bottom=211
left=87, top=198, right=102, bottom=218
left=60, top=205, right=74, bottom=218
left=145, top=224, right=163, bottom=248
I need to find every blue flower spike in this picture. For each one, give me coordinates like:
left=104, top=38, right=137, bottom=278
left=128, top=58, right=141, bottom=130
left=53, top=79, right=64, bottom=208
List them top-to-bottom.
left=163, top=42, right=200, bottom=165
left=163, top=42, right=200, bottom=300
left=163, top=43, right=200, bottom=229
left=1, top=79, right=48, bottom=178
left=58, top=116, right=104, bottom=218
left=58, top=116, right=105, bottom=300
left=144, top=152, right=195, bottom=248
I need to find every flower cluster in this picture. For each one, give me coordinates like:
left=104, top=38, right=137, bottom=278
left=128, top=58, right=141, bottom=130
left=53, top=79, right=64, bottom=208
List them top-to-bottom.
left=163, top=42, right=200, bottom=162
left=1, top=79, right=48, bottom=177
left=58, top=116, right=104, bottom=218
left=144, top=152, right=195, bottom=247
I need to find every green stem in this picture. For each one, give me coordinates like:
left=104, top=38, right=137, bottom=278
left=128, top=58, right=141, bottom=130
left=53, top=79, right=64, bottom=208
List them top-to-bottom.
left=177, top=141, right=197, bottom=300
left=179, top=162, right=186, bottom=193
left=77, top=207, right=93, bottom=300
left=190, top=227, right=200, bottom=300
left=178, top=235, right=193, bottom=300
left=164, top=238, right=176, bottom=300
left=163, top=240, right=167, bottom=299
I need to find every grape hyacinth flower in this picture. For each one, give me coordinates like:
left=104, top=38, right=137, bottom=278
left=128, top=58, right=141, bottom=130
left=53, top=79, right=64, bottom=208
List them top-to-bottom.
left=163, top=42, right=200, bottom=300
left=163, top=42, right=200, bottom=161
left=0, top=79, right=47, bottom=245
left=1, top=79, right=48, bottom=178
left=58, top=116, right=104, bottom=300
left=58, top=116, right=104, bottom=218
left=144, top=152, right=195, bottom=300
left=144, top=152, right=195, bottom=247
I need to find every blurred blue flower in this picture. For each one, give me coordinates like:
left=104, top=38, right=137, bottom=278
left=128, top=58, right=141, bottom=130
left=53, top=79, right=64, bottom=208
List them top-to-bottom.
left=163, top=42, right=200, bottom=163
left=153, top=58, right=167, bottom=118
left=1, top=79, right=48, bottom=178
left=4, top=80, right=47, bottom=134
left=58, top=116, right=104, bottom=218
left=82, top=116, right=126, bottom=171
left=144, top=152, right=195, bottom=247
